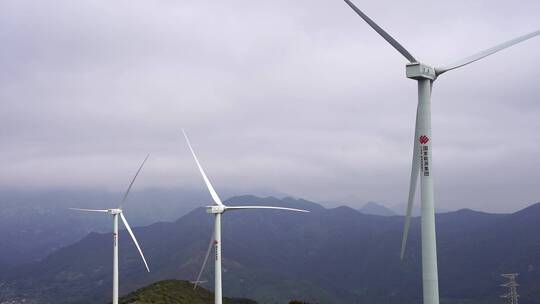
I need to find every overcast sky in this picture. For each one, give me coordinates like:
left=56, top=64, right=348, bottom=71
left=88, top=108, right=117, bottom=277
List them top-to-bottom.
left=1, top=0, right=539, bottom=213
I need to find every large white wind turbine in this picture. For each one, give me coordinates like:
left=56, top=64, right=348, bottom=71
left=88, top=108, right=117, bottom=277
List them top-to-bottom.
left=341, top=1, right=539, bottom=304
left=182, top=130, right=309, bottom=304
left=71, top=155, right=151, bottom=304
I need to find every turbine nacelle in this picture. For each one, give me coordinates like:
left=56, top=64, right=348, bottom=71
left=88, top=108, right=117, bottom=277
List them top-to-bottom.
left=406, top=63, right=436, bottom=81
left=206, top=205, right=226, bottom=214
left=108, top=208, right=122, bottom=215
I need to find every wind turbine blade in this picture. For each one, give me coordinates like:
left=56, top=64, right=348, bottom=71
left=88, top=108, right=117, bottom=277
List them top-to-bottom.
left=343, top=0, right=417, bottom=63
left=436, top=30, right=540, bottom=75
left=400, top=105, right=421, bottom=261
left=181, top=129, right=223, bottom=206
left=119, top=154, right=150, bottom=208
left=225, top=206, right=310, bottom=213
left=69, top=208, right=109, bottom=213
left=120, top=213, right=150, bottom=272
left=194, top=230, right=215, bottom=290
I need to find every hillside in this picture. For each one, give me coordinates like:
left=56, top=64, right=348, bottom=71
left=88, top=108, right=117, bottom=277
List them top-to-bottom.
left=1, top=196, right=539, bottom=304
left=118, top=280, right=256, bottom=304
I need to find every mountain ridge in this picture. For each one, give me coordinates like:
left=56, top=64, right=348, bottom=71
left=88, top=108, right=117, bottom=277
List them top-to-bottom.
left=2, top=196, right=540, bottom=304
left=359, top=201, right=397, bottom=216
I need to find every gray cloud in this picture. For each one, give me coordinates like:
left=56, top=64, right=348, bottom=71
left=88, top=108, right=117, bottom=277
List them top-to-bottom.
left=0, top=0, right=539, bottom=213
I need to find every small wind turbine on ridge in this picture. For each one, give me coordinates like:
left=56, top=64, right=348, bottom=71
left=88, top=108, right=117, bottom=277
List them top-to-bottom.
left=182, top=130, right=309, bottom=304
left=71, top=154, right=151, bottom=304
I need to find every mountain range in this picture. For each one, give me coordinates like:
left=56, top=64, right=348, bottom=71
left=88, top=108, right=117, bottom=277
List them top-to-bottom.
left=0, top=188, right=454, bottom=273
left=1, top=195, right=539, bottom=304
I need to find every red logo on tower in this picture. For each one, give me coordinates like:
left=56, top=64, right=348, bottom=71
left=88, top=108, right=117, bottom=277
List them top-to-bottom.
left=419, top=135, right=430, bottom=145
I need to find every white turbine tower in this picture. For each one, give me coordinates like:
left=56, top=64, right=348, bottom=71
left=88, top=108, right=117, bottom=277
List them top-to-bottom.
left=341, top=1, right=540, bottom=304
left=182, top=130, right=309, bottom=304
left=71, top=155, right=151, bottom=304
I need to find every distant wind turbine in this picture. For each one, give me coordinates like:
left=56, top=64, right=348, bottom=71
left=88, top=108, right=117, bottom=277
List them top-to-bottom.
left=341, top=1, right=540, bottom=304
left=182, top=130, right=309, bottom=304
left=71, top=154, right=151, bottom=304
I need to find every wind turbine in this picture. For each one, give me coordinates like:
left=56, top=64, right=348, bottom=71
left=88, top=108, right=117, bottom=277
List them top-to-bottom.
left=341, top=1, right=539, bottom=304
left=182, top=130, right=309, bottom=304
left=71, top=154, right=151, bottom=304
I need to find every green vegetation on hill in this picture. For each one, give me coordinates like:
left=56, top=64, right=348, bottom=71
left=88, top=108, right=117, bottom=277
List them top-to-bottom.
left=118, top=280, right=257, bottom=304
